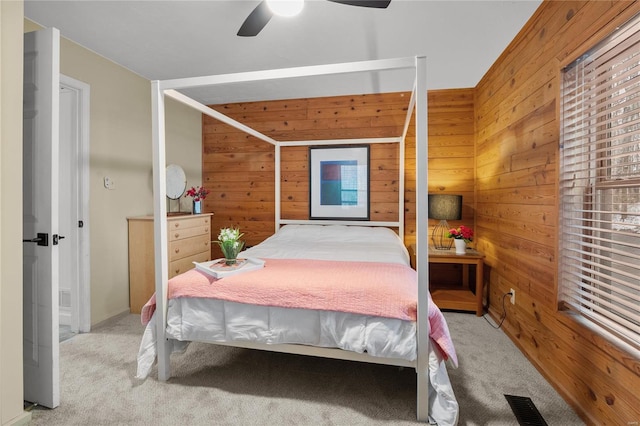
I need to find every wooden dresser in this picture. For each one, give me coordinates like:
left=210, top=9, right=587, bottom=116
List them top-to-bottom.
left=127, top=214, right=213, bottom=313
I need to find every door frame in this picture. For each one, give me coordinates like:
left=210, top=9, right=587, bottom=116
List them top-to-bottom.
left=60, top=74, right=91, bottom=333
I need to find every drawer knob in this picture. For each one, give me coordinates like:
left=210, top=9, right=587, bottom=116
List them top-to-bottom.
left=174, top=223, right=180, bottom=228
left=174, top=233, right=180, bottom=238
left=175, top=248, right=180, bottom=254
left=175, top=269, right=180, bottom=274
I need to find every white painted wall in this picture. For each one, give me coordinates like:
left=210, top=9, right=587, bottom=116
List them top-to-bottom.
left=2, top=2, right=32, bottom=425
left=24, top=19, right=202, bottom=325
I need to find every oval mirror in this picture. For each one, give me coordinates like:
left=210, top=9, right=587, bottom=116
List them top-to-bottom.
left=166, top=164, right=186, bottom=200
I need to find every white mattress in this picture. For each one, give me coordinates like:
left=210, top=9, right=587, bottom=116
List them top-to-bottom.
left=137, top=224, right=458, bottom=425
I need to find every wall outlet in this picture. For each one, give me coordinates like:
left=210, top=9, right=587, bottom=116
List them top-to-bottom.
left=510, top=288, right=516, bottom=305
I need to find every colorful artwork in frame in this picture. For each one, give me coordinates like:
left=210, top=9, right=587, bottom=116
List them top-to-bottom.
left=309, top=145, right=370, bottom=220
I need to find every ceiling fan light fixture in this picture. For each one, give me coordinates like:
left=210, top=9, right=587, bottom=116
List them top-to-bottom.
left=266, top=0, right=304, bottom=17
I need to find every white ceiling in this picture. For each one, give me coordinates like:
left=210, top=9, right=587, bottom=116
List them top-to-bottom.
left=24, top=0, right=542, bottom=105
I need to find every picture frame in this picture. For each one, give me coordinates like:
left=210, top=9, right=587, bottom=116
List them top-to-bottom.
left=309, top=145, right=370, bottom=220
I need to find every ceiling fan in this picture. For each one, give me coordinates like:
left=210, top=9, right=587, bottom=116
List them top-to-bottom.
left=237, top=0, right=392, bottom=37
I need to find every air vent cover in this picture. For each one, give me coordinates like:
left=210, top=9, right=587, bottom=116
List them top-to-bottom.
left=504, top=394, right=548, bottom=426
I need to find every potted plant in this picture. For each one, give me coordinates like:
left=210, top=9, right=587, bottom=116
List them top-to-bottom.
left=185, top=186, right=209, bottom=214
left=446, top=225, right=474, bottom=254
left=215, top=227, right=245, bottom=265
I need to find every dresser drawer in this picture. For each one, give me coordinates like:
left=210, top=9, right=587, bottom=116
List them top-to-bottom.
left=169, top=215, right=211, bottom=232
left=169, top=224, right=210, bottom=241
left=169, top=234, right=210, bottom=261
left=169, top=251, right=210, bottom=278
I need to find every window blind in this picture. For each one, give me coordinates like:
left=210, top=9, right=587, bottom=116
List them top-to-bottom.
left=559, top=13, right=640, bottom=348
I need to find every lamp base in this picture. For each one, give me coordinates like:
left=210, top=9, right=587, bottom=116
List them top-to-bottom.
left=432, top=220, right=454, bottom=250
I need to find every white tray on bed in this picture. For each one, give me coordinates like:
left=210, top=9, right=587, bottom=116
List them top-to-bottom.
left=194, top=257, right=265, bottom=278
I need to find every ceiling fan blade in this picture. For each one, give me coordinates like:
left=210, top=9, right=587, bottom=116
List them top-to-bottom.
left=326, top=0, right=391, bottom=8
left=237, top=1, right=273, bottom=37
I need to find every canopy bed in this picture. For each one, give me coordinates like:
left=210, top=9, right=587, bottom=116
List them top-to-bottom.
left=142, top=56, right=455, bottom=423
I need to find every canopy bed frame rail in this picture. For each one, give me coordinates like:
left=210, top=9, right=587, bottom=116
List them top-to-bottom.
left=151, top=56, right=430, bottom=421
left=188, top=338, right=416, bottom=369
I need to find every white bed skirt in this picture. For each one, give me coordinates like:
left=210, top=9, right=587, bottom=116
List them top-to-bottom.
left=137, top=297, right=459, bottom=425
left=171, top=298, right=418, bottom=358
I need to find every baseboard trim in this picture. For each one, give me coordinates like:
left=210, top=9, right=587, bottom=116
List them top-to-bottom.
left=91, top=309, right=131, bottom=330
left=5, top=410, right=32, bottom=426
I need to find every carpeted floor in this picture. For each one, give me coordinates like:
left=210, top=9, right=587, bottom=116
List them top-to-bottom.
left=28, top=311, right=584, bottom=425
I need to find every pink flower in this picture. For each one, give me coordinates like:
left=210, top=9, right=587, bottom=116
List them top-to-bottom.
left=186, top=186, right=209, bottom=202
left=446, top=225, right=474, bottom=242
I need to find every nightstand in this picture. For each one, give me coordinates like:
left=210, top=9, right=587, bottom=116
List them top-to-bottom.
left=409, top=244, right=485, bottom=316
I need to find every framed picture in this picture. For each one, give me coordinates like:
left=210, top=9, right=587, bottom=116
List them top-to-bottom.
left=309, top=145, right=370, bottom=220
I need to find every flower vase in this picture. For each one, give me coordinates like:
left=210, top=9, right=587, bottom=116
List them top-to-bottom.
left=192, top=200, right=202, bottom=214
left=219, top=239, right=244, bottom=266
left=454, top=239, right=467, bottom=254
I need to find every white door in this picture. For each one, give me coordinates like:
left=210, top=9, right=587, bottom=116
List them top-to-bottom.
left=23, top=27, right=61, bottom=409
left=59, top=75, right=91, bottom=335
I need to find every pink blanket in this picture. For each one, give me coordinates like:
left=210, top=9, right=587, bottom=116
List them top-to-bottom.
left=141, top=258, right=457, bottom=366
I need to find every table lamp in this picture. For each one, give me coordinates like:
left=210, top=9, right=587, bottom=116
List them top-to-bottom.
left=428, top=194, right=462, bottom=250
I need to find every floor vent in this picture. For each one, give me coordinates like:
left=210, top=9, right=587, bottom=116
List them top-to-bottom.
left=504, top=394, right=548, bottom=426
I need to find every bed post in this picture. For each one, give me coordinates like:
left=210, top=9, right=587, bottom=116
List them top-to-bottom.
left=414, top=55, right=430, bottom=422
left=151, top=80, right=172, bottom=381
left=399, top=132, right=406, bottom=240
left=275, top=143, right=281, bottom=231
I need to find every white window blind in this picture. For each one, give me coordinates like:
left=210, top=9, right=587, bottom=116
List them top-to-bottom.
left=559, top=13, right=640, bottom=348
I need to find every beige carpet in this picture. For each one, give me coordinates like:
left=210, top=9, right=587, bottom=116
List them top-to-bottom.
left=28, top=312, right=584, bottom=425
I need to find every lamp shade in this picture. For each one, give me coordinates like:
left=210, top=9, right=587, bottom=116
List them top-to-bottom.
left=428, top=194, right=462, bottom=221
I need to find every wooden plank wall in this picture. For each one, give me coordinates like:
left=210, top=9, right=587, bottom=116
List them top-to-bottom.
left=475, top=1, right=640, bottom=424
left=202, top=88, right=475, bottom=256
left=420, top=89, right=476, bottom=244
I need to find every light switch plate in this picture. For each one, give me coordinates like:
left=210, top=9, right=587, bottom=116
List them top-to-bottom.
left=104, top=176, right=115, bottom=190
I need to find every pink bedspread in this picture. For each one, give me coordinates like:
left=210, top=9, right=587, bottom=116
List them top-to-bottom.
left=141, top=258, right=458, bottom=366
